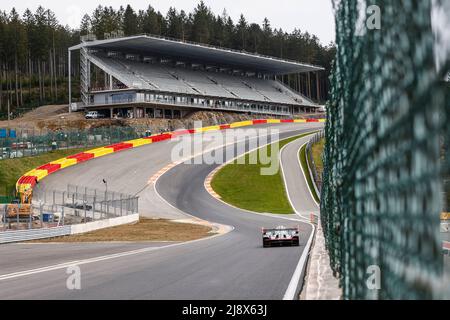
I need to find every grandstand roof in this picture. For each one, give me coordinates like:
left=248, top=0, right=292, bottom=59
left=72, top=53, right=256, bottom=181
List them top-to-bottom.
left=70, top=35, right=324, bottom=75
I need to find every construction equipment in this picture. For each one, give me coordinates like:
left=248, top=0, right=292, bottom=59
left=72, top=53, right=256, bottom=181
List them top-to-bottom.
left=6, top=188, right=33, bottom=219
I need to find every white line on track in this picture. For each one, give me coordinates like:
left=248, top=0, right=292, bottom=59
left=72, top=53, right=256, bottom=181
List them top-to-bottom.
left=0, top=126, right=320, bottom=287
left=196, top=130, right=320, bottom=300
left=279, top=138, right=319, bottom=300
left=0, top=230, right=230, bottom=281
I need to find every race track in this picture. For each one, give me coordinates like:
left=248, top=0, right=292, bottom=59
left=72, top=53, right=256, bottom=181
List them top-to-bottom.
left=0, top=123, right=323, bottom=299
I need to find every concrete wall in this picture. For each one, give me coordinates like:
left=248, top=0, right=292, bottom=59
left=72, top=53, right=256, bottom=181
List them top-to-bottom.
left=70, top=213, right=139, bottom=235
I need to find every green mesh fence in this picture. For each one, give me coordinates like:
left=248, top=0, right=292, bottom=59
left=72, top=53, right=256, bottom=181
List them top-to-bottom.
left=321, top=0, right=450, bottom=299
left=0, top=126, right=150, bottom=160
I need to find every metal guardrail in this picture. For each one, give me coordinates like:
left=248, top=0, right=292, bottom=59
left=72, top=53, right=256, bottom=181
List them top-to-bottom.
left=0, top=226, right=71, bottom=244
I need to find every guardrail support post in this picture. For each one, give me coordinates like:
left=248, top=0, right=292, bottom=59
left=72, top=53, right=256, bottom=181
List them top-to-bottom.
left=113, top=192, right=116, bottom=216
left=120, top=195, right=123, bottom=216
left=93, top=197, right=96, bottom=221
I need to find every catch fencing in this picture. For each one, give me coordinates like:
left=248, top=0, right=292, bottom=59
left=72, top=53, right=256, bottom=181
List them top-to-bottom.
left=321, top=0, right=450, bottom=299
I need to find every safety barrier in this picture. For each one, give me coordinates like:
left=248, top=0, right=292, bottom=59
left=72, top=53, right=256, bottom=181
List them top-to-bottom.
left=15, top=118, right=325, bottom=194
left=0, top=214, right=140, bottom=244
left=0, top=226, right=72, bottom=244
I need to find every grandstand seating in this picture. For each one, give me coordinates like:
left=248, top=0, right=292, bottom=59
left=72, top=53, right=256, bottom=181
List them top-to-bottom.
left=90, top=53, right=315, bottom=107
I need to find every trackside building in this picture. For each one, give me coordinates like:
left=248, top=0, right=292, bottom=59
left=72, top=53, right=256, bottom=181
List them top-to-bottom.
left=68, top=34, right=324, bottom=118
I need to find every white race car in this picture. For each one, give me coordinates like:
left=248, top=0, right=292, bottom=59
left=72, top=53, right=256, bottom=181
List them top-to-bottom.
left=262, top=226, right=300, bottom=248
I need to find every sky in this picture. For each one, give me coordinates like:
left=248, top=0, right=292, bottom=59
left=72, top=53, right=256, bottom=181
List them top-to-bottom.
left=2, top=0, right=336, bottom=45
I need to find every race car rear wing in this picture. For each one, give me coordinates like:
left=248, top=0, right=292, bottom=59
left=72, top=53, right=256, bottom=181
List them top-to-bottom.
left=262, top=226, right=300, bottom=233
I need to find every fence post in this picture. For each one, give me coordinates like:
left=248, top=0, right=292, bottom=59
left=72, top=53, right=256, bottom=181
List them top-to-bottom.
left=113, top=192, right=116, bottom=216
left=120, top=194, right=123, bottom=216
left=93, top=197, right=96, bottom=221
left=40, top=203, right=43, bottom=228
left=2, top=206, right=5, bottom=230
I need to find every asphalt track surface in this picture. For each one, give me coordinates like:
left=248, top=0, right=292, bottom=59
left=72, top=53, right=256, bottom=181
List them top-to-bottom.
left=0, top=123, right=323, bottom=299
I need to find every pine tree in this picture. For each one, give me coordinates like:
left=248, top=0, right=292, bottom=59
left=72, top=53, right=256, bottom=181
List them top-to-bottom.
left=192, top=1, right=212, bottom=44
left=123, top=5, right=138, bottom=36
left=142, top=5, right=159, bottom=35
left=80, top=14, right=91, bottom=36
left=236, top=14, right=248, bottom=50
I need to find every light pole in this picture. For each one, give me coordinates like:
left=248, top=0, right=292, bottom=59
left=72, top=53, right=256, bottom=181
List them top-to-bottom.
left=103, top=179, right=108, bottom=195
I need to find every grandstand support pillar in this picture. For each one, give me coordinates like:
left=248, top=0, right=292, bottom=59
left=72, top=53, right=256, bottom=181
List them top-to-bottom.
left=68, top=49, right=71, bottom=113
left=316, top=71, right=320, bottom=102
left=307, top=72, right=312, bottom=98
left=109, top=74, right=113, bottom=90
left=110, top=108, right=114, bottom=119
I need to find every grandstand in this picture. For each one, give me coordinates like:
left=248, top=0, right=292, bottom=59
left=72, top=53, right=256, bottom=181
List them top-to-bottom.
left=68, top=34, right=324, bottom=118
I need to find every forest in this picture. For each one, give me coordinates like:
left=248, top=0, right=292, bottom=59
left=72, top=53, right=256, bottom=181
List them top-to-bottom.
left=0, top=1, right=336, bottom=119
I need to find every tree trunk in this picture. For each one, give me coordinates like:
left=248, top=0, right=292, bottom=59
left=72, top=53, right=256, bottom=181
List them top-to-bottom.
left=53, top=35, right=58, bottom=99
left=49, top=50, right=53, bottom=98
left=15, top=53, right=19, bottom=107
left=28, top=55, right=32, bottom=97
left=38, top=60, right=42, bottom=103
left=0, top=63, right=3, bottom=112
left=20, top=76, right=23, bottom=106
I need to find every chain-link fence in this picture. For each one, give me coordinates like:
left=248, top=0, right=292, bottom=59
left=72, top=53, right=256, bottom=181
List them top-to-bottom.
left=321, top=0, right=450, bottom=299
left=0, top=126, right=152, bottom=160
left=0, top=184, right=15, bottom=204
left=1, top=184, right=138, bottom=231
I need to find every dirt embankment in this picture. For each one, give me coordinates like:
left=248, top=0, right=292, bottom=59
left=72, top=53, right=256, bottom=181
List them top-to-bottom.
left=0, top=104, right=325, bottom=133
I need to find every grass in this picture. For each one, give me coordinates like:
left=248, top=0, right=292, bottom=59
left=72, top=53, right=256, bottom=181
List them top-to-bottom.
left=211, top=132, right=315, bottom=214
left=312, top=138, right=324, bottom=175
left=299, top=144, right=320, bottom=204
left=0, top=147, right=96, bottom=196
left=31, top=218, right=213, bottom=242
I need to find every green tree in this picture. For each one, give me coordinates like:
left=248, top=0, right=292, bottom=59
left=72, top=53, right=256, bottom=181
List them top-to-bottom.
left=191, top=1, right=213, bottom=43
left=123, top=5, right=138, bottom=36
left=141, top=5, right=159, bottom=34
left=80, top=14, right=91, bottom=35
left=236, top=14, right=248, bottom=50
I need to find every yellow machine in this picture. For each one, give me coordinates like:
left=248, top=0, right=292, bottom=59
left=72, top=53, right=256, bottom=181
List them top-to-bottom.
left=6, top=188, right=33, bottom=218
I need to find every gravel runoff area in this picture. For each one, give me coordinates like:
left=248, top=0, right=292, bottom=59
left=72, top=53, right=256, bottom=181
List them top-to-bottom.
left=31, top=218, right=214, bottom=243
